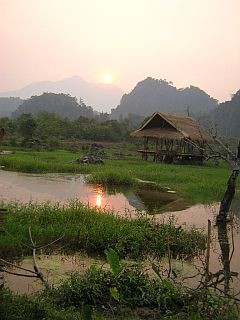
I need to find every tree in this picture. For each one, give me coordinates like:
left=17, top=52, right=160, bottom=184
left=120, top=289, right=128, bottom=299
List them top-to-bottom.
left=12, top=93, right=94, bottom=120
left=17, top=114, right=37, bottom=140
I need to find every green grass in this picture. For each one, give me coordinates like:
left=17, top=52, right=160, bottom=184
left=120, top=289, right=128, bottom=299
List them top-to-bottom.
left=0, top=147, right=234, bottom=203
left=0, top=150, right=88, bottom=173
left=87, top=170, right=136, bottom=186
left=0, top=202, right=206, bottom=260
left=49, top=264, right=239, bottom=319
left=1, top=267, right=238, bottom=320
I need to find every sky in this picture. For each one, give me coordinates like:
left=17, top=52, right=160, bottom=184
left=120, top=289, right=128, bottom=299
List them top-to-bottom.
left=1, top=0, right=240, bottom=102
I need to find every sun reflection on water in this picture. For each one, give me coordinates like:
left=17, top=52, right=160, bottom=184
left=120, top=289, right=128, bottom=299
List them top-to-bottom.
left=96, top=188, right=103, bottom=208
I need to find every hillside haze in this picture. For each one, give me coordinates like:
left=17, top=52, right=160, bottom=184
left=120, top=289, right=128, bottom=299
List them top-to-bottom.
left=0, top=76, right=124, bottom=112
left=111, top=77, right=218, bottom=119
left=200, top=90, right=240, bottom=137
left=12, top=93, right=94, bottom=120
left=0, top=97, right=23, bottom=118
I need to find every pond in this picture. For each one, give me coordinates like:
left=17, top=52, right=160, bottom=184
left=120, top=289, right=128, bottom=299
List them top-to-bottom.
left=0, top=170, right=239, bottom=296
left=0, top=170, right=190, bottom=214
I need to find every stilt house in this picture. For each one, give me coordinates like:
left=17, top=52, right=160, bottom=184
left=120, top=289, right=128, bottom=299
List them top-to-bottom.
left=130, top=112, right=214, bottom=164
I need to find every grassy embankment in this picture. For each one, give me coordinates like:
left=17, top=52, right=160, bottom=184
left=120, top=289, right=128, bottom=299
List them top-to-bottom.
left=0, top=146, right=234, bottom=203
left=0, top=146, right=215, bottom=260
left=0, top=147, right=239, bottom=319
left=1, top=202, right=205, bottom=260
left=1, top=202, right=208, bottom=319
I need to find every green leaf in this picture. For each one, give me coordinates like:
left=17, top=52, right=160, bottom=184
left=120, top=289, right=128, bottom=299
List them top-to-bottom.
left=104, top=248, right=121, bottom=275
left=151, top=263, right=162, bottom=280
left=110, top=287, right=120, bottom=302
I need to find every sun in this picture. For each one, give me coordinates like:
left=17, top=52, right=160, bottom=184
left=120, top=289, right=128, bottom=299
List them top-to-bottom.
left=102, top=73, right=112, bottom=84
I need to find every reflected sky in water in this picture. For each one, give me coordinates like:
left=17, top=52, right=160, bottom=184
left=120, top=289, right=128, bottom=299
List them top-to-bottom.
left=1, top=170, right=239, bottom=295
left=0, top=171, right=189, bottom=214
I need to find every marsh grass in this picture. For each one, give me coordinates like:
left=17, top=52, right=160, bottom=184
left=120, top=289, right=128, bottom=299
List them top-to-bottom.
left=0, top=148, right=234, bottom=203
left=0, top=151, right=88, bottom=174
left=87, top=170, right=136, bottom=186
left=1, top=202, right=205, bottom=260
left=48, top=264, right=238, bottom=320
left=1, top=285, right=238, bottom=320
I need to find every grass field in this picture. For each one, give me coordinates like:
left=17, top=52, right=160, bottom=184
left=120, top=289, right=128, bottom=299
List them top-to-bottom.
left=0, top=145, right=234, bottom=204
left=0, top=201, right=206, bottom=260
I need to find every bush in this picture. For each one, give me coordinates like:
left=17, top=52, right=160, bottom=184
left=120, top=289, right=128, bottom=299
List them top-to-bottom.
left=50, top=262, right=238, bottom=319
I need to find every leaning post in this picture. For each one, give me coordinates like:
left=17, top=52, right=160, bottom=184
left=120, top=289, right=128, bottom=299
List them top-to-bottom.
left=216, top=141, right=240, bottom=223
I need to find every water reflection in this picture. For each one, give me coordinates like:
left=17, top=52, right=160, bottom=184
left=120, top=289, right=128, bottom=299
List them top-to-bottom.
left=0, top=170, right=189, bottom=215
left=0, top=170, right=240, bottom=295
left=95, top=187, right=102, bottom=208
left=158, top=204, right=240, bottom=295
left=217, top=222, right=231, bottom=294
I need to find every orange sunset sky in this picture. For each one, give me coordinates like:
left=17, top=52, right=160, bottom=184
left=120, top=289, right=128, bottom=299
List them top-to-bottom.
left=1, top=0, right=240, bottom=101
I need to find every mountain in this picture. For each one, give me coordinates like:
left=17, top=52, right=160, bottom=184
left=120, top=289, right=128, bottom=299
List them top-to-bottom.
left=0, top=76, right=124, bottom=112
left=111, top=77, right=218, bottom=119
left=201, top=90, right=240, bottom=137
left=12, top=93, right=94, bottom=120
left=0, top=97, right=23, bottom=118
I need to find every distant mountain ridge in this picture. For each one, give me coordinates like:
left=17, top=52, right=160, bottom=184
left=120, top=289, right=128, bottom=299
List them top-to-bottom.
left=0, top=76, right=124, bottom=112
left=111, top=77, right=218, bottom=119
left=200, top=90, right=240, bottom=137
left=12, top=92, right=94, bottom=120
left=0, top=97, right=23, bottom=118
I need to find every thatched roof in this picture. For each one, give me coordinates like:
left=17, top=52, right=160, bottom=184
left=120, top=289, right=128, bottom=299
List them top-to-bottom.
left=130, top=112, right=214, bottom=143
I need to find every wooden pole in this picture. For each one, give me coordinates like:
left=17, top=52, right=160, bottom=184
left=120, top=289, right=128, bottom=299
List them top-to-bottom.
left=216, top=141, right=240, bottom=223
left=205, top=219, right=211, bottom=283
left=217, top=221, right=231, bottom=294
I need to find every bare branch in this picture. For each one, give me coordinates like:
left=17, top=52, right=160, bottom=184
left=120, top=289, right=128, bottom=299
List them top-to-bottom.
left=215, top=138, right=236, bottom=159
left=28, top=226, right=36, bottom=247
left=28, top=227, right=50, bottom=289
left=37, top=235, right=64, bottom=250
left=0, top=258, right=36, bottom=274
left=0, top=269, right=38, bottom=278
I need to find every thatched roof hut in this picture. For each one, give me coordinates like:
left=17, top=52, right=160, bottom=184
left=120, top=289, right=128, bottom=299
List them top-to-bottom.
left=131, top=112, right=214, bottom=143
left=131, top=112, right=214, bottom=164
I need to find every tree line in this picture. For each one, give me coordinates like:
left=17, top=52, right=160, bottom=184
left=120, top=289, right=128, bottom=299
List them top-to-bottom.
left=0, top=112, right=134, bottom=149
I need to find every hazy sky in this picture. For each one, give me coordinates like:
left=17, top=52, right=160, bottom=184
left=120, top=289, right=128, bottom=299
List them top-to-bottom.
left=1, top=0, right=240, bottom=101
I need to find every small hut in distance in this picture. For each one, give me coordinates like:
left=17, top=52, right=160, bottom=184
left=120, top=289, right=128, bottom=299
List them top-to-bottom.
left=130, top=112, right=214, bottom=164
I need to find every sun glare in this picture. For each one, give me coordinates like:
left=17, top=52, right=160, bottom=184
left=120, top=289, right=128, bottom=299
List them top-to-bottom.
left=102, top=73, right=112, bottom=83
left=96, top=188, right=103, bottom=208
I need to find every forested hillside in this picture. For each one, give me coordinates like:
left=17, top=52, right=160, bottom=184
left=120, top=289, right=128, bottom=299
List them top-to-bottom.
left=111, top=77, right=217, bottom=119
left=202, top=90, right=240, bottom=137
left=12, top=93, right=94, bottom=120
left=0, top=97, right=23, bottom=118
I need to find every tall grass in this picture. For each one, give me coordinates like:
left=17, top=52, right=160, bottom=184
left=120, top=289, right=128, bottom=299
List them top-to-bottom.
left=0, top=148, right=234, bottom=203
left=1, top=202, right=206, bottom=260
left=49, top=264, right=238, bottom=319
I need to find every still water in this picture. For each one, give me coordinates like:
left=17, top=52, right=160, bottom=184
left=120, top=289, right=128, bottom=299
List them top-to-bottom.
left=0, top=170, right=239, bottom=295
left=0, top=170, right=190, bottom=214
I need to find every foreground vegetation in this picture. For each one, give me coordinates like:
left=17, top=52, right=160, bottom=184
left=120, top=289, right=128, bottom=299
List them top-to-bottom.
left=0, top=143, right=238, bottom=319
left=0, top=202, right=205, bottom=260
left=1, top=257, right=238, bottom=320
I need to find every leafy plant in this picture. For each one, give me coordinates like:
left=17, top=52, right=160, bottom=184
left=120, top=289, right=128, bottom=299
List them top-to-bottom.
left=105, top=248, right=121, bottom=276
